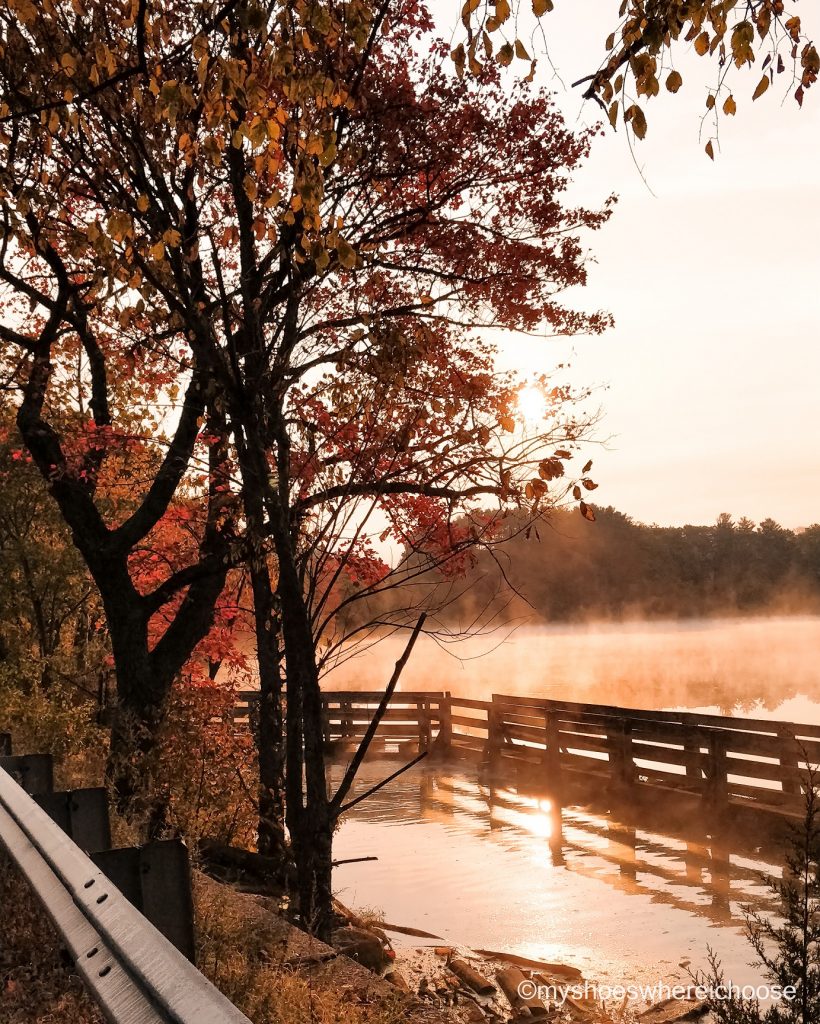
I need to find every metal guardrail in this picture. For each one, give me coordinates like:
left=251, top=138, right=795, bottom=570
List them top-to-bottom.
left=0, top=764, right=252, bottom=1024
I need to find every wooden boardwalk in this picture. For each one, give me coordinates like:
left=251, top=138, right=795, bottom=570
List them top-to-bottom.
left=234, top=690, right=820, bottom=818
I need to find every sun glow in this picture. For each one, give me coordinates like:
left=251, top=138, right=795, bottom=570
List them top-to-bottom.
left=517, top=384, right=547, bottom=425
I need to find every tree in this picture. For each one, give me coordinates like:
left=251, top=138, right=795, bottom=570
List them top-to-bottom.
left=0, top=0, right=611, bottom=934
left=455, top=1, right=818, bottom=152
left=0, top=406, right=109, bottom=699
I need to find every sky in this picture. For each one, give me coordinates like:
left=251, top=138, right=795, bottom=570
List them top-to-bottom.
left=436, top=1, right=820, bottom=529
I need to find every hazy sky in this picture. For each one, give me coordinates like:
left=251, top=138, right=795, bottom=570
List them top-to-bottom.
left=439, top=2, right=820, bottom=529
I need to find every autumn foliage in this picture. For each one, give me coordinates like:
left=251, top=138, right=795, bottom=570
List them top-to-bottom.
left=0, top=0, right=618, bottom=935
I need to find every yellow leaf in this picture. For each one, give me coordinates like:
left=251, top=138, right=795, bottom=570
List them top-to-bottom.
left=495, top=0, right=511, bottom=23
left=532, top=0, right=552, bottom=14
left=694, top=32, right=710, bottom=56
left=514, top=39, right=530, bottom=60
left=451, top=43, right=466, bottom=78
left=497, top=43, right=514, bottom=66
left=666, top=70, right=682, bottom=93
left=752, top=75, right=769, bottom=100
left=723, top=94, right=736, bottom=115
left=608, top=100, right=619, bottom=129
left=627, top=104, right=647, bottom=140
left=705, top=140, right=715, bottom=160
left=137, top=194, right=150, bottom=213
left=163, top=228, right=181, bottom=247
left=336, top=238, right=357, bottom=269
left=150, top=241, right=166, bottom=261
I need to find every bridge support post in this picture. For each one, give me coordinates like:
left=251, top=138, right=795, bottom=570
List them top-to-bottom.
left=434, top=694, right=452, bottom=756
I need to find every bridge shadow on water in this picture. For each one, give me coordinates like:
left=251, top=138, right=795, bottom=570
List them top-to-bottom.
left=327, top=755, right=791, bottom=984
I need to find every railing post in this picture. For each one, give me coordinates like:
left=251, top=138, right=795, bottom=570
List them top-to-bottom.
left=436, top=693, right=453, bottom=755
left=321, top=696, right=331, bottom=747
left=341, top=699, right=353, bottom=739
left=418, top=701, right=431, bottom=752
left=485, top=704, right=502, bottom=766
left=545, top=707, right=563, bottom=791
left=608, top=718, right=634, bottom=790
left=684, top=725, right=705, bottom=793
left=778, top=729, right=801, bottom=798
left=706, top=731, right=729, bottom=806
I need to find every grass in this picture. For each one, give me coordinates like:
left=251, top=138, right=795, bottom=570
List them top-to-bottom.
left=0, top=856, right=103, bottom=1024
left=194, top=874, right=409, bottom=1024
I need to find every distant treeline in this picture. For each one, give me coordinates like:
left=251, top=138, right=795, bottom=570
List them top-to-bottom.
left=394, top=508, right=820, bottom=624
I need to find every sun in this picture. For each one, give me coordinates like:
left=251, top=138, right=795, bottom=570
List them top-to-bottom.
left=517, top=384, right=547, bottom=425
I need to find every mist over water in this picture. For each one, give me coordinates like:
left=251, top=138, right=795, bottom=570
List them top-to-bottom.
left=323, top=615, right=820, bottom=724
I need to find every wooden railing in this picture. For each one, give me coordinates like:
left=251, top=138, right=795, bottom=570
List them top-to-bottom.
left=236, top=689, right=820, bottom=816
left=234, top=690, right=451, bottom=755
left=452, top=694, right=820, bottom=815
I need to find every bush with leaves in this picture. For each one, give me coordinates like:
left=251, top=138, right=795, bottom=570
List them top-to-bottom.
left=698, top=768, right=820, bottom=1024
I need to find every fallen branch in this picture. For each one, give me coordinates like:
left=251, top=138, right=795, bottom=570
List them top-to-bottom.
left=381, top=922, right=444, bottom=940
left=476, top=949, right=582, bottom=979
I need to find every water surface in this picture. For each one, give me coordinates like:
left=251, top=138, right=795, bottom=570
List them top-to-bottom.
left=330, top=758, right=789, bottom=991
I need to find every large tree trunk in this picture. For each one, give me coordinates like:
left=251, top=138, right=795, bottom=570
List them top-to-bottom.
left=246, top=422, right=334, bottom=941
left=236, top=436, right=288, bottom=862
left=248, top=559, right=287, bottom=861
left=102, top=581, right=169, bottom=835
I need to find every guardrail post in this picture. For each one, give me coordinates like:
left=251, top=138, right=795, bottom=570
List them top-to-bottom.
left=0, top=753, right=53, bottom=794
left=35, top=788, right=111, bottom=854
left=93, top=839, right=196, bottom=961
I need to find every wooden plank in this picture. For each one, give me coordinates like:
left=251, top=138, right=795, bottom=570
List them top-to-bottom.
left=322, top=690, right=447, bottom=702
left=448, top=697, right=492, bottom=711
left=324, top=708, right=442, bottom=723
left=449, top=714, right=490, bottom=732
left=325, top=723, right=437, bottom=738
left=556, top=734, right=611, bottom=756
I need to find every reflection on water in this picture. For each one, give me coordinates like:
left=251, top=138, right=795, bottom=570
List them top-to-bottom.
left=324, top=616, right=820, bottom=724
left=329, top=758, right=789, bottom=989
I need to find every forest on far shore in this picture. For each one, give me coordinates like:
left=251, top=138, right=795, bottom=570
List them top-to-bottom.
left=357, top=509, right=820, bottom=628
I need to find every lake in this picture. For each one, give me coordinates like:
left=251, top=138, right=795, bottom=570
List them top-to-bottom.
left=323, top=615, right=820, bottom=723
left=325, top=616, right=820, bottom=993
